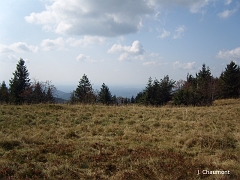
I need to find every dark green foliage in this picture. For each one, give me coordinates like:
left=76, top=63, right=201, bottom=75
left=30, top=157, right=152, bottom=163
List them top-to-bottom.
left=5, top=59, right=55, bottom=104
left=9, top=59, right=31, bottom=104
left=220, top=61, right=240, bottom=98
left=173, top=64, right=215, bottom=106
left=195, top=64, right=214, bottom=105
left=71, top=74, right=95, bottom=104
left=136, top=76, right=175, bottom=106
left=0, top=81, right=9, bottom=104
left=30, top=81, right=56, bottom=104
left=31, top=82, right=44, bottom=103
left=98, top=83, right=112, bottom=105
left=45, top=86, right=55, bottom=103
left=135, top=91, right=146, bottom=104
left=111, top=95, right=117, bottom=105
left=130, top=96, right=135, bottom=103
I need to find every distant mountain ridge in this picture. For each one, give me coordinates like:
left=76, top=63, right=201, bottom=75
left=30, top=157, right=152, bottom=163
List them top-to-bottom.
left=54, top=86, right=143, bottom=101
left=54, top=90, right=71, bottom=100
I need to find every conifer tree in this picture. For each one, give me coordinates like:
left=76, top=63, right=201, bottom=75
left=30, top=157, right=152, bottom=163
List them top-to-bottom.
left=9, top=59, right=31, bottom=104
left=220, top=61, right=240, bottom=98
left=173, top=64, right=214, bottom=106
left=195, top=64, right=213, bottom=105
left=74, top=74, right=95, bottom=103
left=136, top=76, right=175, bottom=106
left=0, top=81, right=9, bottom=104
left=31, top=82, right=44, bottom=103
left=98, top=83, right=112, bottom=105
left=45, top=86, right=55, bottom=103
left=112, top=95, right=117, bottom=105
left=130, top=96, right=135, bottom=103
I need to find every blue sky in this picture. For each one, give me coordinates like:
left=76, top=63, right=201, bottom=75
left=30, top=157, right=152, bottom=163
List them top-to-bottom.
left=1, top=0, right=240, bottom=92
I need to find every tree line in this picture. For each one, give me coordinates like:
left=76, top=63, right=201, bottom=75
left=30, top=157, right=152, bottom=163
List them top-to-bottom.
left=1, top=59, right=240, bottom=106
left=68, top=61, right=240, bottom=106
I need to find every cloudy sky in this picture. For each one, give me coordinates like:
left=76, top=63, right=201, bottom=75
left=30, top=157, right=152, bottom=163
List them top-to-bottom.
left=0, top=0, right=240, bottom=91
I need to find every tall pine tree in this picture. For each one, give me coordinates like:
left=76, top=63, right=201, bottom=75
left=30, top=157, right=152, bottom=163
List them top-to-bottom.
left=9, top=59, right=31, bottom=104
left=220, top=61, right=240, bottom=98
left=173, top=64, right=214, bottom=106
left=195, top=64, right=213, bottom=105
left=72, top=74, right=95, bottom=104
left=0, top=81, right=9, bottom=104
left=98, top=83, right=112, bottom=105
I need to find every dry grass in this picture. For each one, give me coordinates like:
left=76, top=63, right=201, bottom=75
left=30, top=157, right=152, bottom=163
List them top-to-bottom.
left=0, top=99, right=239, bottom=179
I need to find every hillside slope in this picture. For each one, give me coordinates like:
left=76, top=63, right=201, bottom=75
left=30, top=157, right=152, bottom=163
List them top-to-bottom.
left=0, top=99, right=239, bottom=179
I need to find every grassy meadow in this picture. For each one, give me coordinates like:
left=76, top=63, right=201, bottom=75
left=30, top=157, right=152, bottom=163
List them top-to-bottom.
left=0, top=99, right=240, bottom=179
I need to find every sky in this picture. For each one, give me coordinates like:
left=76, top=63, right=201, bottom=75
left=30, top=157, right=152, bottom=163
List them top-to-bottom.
left=0, top=0, right=240, bottom=92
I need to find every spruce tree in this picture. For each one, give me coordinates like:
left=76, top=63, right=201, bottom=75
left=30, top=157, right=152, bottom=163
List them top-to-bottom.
left=9, top=59, right=31, bottom=104
left=220, top=61, right=240, bottom=98
left=173, top=64, right=214, bottom=106
left=195, top=64, right=213, bottom=105
left=74, top=74, right=95, bottom=103
left=136, top=76, right=175, bottom=106
left=0, top=81, right=9, bottom=104
left=31, top=82, right=44, bottom=103
left=98, top=83, right=112, bottom=105
left=45, top=87, right=55, bottom=103
left=111, top=95, right=117, bottom=105
left=130, top=96, right=135, bottom=103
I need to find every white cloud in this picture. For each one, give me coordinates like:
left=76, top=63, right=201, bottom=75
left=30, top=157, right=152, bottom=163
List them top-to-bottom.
left=25, top=0, right=217, bottom=37
left=25, top=0, right=153, bottom=37
left=153, top=0, right=212, bottom=13
left=188, top=0, right=210, bottom=13
left=225, top=0, right=232, bottom=5
left=218, top=3, right=240, bottom=18
left=218, top=8, right=238, bottom=18
left=173, top=25, right=186, bottom=39
left=158, top=29, right=170, bottom=39
left=66, top=36, right=105, bottom=47
left=41, top=37, right=65, bottom=51
left=108, top=40, right=144, bottom=61
left=108, top=41, right=144, bottom=54
left=0, top=42, right=38, bottom=53
left=216, top=47, right=240, bottom=60
left=142, top=53, right=164, bottom=66
left=76, top=54, right=90, bottom=62
left=143, top=61, right=161, bottom=66
left=172, top=61, right=196, bottom=70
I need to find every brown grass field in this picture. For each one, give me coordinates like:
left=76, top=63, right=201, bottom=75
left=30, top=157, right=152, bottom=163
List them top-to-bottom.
left=0, top=99, right=239, bottom=179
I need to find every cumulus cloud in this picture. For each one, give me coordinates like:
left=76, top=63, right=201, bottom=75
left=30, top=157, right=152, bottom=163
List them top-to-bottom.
left=25, top=0, right=215, bottom=37
left=25, top=0, right=153, bottom=37
left=218, top=8, right=238, bottom=18
left=173, top=25, right=186, bottom=39
left=158, top=29, right=170, bottom=39
left=40, top=36, right=105, bottom=51
left=66, top=36, right=105, bottom=47
left=41, top=37, right=65, bottom=51
left=108, top=40, right=144, bottom=61
left=0, top=42, right=38, bottom=53
left=216, top=47, right=240, bottom=60
left=76, top=54, right=90, bottom=62
left=172, top=61, right=196, bottom=70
